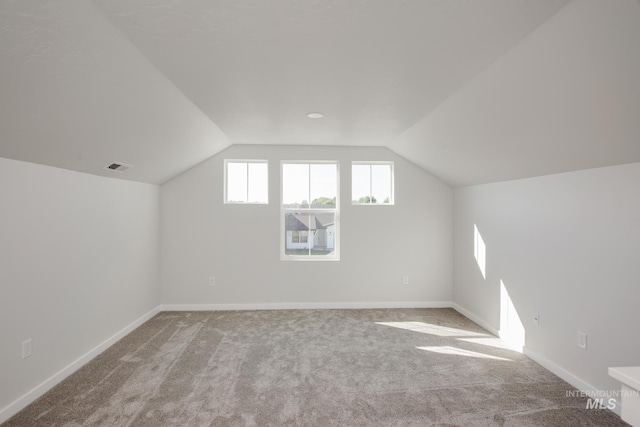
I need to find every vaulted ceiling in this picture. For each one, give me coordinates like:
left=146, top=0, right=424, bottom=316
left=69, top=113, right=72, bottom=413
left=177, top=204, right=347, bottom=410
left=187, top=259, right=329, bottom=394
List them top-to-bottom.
left=1, top=0, right=639, bottom=186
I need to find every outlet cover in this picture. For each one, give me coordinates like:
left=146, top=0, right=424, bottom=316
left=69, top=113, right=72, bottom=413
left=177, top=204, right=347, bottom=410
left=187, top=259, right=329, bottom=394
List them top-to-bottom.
left=402, top=276, right=409, bottom=285
left=209, top=277, right=216, bottom=287
left=577, top=331, right=587, bottom=349
left=22, top=339, right=32, bottom=359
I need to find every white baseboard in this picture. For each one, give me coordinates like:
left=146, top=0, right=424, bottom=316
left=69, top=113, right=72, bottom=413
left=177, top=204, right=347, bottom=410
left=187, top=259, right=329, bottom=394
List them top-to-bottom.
left=0, top=300, right=456, bottom=423
left=161, top=301, right=454, bottom=311
left=5, top=302, right=618, bottom=423
left=450, top=302, right=500, bottom=336
left=450, top=303, right=621, bottom=416
left=452, top=303, right=622, bottom=417
left=0, top=306, right=162, bottom=425
left=523, top=347, right=622, bottom=416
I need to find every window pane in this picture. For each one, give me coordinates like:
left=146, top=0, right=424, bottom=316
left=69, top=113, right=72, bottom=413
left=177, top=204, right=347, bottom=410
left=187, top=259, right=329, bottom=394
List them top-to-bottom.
left=227, top=162, right=247, bottom=203
left=248, top=162, right=268, bottom=203
left=352, top=162, right=393, bottom=204
left=283, top=164, right=309, bottom=208
left=310, top=164, right=337, bottom=209
left=352, top=164, right=370, bottom=203
left=372, top=164, right=391, bottom=204
left=284, top=212, right=336, bottom=257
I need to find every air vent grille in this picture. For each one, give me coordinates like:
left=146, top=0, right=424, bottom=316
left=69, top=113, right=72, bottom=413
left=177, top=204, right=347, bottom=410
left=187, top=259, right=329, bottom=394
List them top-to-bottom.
left=103, top=162, right=132, bottom=172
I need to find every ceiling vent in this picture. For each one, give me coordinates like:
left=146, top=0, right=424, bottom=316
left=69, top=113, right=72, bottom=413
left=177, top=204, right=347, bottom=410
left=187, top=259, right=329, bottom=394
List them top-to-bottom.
left=103, top=162, right=132, bottom=172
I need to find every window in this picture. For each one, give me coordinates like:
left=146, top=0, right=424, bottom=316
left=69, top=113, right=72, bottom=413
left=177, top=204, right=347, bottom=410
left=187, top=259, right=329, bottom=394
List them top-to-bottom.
left=224, top=160, right=268, bottom=204
left=282, top=162, right=339, bottom=260
left=352, top=162, right=394, bottom=204
left=291, top=230, right=308, bottom=243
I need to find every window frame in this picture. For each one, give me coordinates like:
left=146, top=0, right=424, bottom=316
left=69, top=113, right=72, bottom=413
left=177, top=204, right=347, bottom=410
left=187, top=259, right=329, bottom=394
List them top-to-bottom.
left=223, top=159, right=269, bottom=204
left=280, top=160, right=340, bottom=261
left=351, top=161, right=394, bottom=205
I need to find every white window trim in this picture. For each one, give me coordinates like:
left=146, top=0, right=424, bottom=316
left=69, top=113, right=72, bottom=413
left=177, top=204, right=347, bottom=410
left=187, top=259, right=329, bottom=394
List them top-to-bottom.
left=224, top=159, right=269, bottom=204
left=280, top=160, right=340, bottom=261
left=351, top=161, right=394, bottom=205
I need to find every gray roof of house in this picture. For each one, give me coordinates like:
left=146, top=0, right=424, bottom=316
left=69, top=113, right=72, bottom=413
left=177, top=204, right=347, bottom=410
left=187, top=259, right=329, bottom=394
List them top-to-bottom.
left=285, top=213, right=334, bottom=231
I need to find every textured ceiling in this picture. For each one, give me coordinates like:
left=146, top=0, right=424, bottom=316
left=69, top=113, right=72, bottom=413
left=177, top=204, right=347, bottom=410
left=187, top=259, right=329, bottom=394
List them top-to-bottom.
left=2, top=0, right=639, bottom=186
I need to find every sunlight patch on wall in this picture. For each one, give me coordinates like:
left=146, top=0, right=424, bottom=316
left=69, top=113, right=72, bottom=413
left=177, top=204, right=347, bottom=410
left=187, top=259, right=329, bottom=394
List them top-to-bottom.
left=474, top=224, right=486, bottom=279
left=499, top=280, right=525, bottom=351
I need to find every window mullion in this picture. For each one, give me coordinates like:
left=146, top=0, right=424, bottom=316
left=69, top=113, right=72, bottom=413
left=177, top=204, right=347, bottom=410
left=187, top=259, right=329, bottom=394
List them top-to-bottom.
left=246, top=163, right=250, bottom=203
left=308, top=164, right=312, bottom=208
left=369, top=165, right=373, bottom=204
left=308, top=166, right=312, bottom=256
left=307, top=213, right=310, bottom=256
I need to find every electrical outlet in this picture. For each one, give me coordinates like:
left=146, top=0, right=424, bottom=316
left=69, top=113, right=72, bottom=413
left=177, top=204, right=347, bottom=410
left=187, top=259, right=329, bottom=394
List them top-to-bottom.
left=402, top=275, right=409, bottom=285
left=209, top=277, right=216, bottom=287
left=533, top=313, right=539, bottom=327
left=577, top=331, right=587, bottom=349
left=22, top=339, right=32, bottom=359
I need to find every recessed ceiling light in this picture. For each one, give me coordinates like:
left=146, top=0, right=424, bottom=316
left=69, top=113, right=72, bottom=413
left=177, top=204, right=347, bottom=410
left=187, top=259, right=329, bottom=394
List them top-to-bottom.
left=306, top=112, right=324, bottom=119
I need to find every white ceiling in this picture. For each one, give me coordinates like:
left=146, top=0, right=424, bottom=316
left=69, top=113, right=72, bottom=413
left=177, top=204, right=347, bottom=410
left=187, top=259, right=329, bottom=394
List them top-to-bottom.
left=1, top=0, right=639, bottom=186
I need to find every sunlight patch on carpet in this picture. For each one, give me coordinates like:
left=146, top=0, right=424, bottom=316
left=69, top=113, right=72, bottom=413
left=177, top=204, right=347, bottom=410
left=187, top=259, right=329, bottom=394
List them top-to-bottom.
left=376, top=321, right=488, bottom=337
left=417, top=346, right=512, bottom=361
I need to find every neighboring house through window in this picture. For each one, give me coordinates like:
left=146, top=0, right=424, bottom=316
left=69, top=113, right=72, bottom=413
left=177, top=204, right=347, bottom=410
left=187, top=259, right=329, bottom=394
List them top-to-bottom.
left=281, top=162, right=339, bottom=260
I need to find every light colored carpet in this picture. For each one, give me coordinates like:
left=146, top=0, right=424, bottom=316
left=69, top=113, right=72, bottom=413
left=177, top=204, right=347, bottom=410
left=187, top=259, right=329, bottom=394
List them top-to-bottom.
left=4, top=308, right=629, bottom=426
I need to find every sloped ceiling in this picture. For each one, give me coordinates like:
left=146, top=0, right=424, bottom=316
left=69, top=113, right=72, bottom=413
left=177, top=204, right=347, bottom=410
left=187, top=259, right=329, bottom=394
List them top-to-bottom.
left=0, top=0, right=230, bottom=184
left=1, top=0, right=639, bottom=186
left=391, top=0, right=640, bottom=186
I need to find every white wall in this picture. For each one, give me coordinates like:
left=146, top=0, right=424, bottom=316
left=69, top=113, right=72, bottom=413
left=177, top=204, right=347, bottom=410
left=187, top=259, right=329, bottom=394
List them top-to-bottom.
left=161, top=145, right=453, bottom=307
left=0, top=158, right=160, bottom=419
left=453, top=162, right=640, bottom=402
